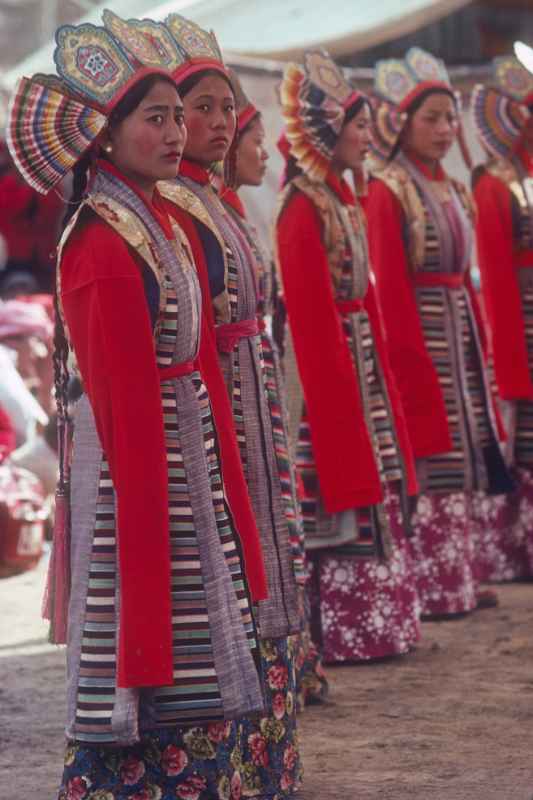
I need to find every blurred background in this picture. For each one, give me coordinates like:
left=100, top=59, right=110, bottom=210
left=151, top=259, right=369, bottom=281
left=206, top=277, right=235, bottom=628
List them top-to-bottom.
left=0, top=0, right=532, bottom=580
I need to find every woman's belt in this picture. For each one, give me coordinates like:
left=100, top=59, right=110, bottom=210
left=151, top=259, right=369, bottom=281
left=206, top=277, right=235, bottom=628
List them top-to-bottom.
left=411, top=272, right=464, bottom=289
left=336, top=298, right=364, bottom=315
left=216, top=318, right=260, bottom=353
left=158, top=360, right=195, bottom=381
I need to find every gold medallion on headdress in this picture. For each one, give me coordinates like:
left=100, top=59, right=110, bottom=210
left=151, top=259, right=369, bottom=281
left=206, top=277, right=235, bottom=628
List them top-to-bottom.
left=102, top=10, right=184, bottom=73
left=165, top=14, right=223, bottom=62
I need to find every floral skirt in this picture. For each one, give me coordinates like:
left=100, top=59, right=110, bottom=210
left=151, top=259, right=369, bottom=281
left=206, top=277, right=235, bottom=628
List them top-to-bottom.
left=513, top=467, right=533, bottom=575
left=471, top=486, right=531, bottom=583
left=410, top=491, right=477, bottom=617
left=308, top=492, right=421, bottom=664
left=292, top=588, right=329, bottom=710
left=235, top=636, right=302, bottom=799
left=57, top=638, right=301, bottom=800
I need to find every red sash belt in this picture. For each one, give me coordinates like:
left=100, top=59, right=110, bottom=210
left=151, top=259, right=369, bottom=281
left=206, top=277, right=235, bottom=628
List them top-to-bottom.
left=412, top=272, right=464, bottom=289
left=336, top=298, right=364, bottom=315
left=216, top=318, right=260, bottom=353
left=258, top=318, right=267, bottom=333
left=158, top=360, right=195, bottom=381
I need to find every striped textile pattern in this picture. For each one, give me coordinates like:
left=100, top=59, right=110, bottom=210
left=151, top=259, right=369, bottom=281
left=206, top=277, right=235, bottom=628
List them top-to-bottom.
left=179, top=177, right=301, bottom=639
left=410, top=179, right=496, bottom=493
left=224, top=203, right=306, bottom=586
left=516, top=267, right=533, bottom=466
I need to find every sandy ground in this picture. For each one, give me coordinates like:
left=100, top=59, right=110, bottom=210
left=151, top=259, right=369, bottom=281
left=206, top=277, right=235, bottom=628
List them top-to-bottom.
left=1, top=556, right=533, bottom=800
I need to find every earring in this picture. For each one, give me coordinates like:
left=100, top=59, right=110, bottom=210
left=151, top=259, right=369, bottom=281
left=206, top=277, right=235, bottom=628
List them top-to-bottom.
left=103, top=143, right=113, bottom=154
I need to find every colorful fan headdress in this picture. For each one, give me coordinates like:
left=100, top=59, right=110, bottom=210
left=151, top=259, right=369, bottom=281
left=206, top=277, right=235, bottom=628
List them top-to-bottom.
left=6, top=9, right=175, bottom=195
left=370, top=47, right=454, bottom=163
left=278, top=49, right=364, bottom=182
left=471, top=56, right=533, bottom=159
left=229, top=69, right=259, bottom=134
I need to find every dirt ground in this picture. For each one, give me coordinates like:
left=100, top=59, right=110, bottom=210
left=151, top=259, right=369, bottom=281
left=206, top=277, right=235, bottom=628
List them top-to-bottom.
left=1, top=556, right=533, bottom=800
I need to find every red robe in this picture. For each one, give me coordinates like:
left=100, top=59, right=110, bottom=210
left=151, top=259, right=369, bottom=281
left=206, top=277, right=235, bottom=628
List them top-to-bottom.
left=474, top=147, right=533, bottom=401
left=61, top=161, right=266, bottom=689
left=276, top=172, right=417, bottom=513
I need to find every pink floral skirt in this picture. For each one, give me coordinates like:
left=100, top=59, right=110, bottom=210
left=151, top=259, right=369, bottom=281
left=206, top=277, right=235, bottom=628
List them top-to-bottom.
left=471, top=484, right=531, bottom=583
left=410, top=491, right=477, bottom=617
left=308, top=492, right=421, bottom=664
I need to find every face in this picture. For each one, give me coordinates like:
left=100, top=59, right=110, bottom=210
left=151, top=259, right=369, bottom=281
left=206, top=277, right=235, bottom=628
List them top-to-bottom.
left=181, top=74, right=236, bottom=166
left=106, top=80, right=186, bottom=188
left=402, top=92, right=458, bottom=164
left=331, top=103, right=372, bottom=172
left=235, top=116, right=269, bottom=187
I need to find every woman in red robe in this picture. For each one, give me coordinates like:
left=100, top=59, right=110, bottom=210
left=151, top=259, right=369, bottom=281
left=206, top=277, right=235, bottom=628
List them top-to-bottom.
left=7, top=10, right=268, bottom=799
left=367, top=48, right=513, bottom=616
left=274, top=50, right=421, bottom=664
left=471, top=55, right=533, bottom=579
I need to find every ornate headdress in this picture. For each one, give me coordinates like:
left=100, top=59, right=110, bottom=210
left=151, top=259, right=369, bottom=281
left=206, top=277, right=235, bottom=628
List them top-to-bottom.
left=6, top=9, right=175, bottom=195
left=161, top=13, right=227, bottom=85
left=370, top=47, right=454, bottom=163
left=278, top=49, right=364, bottom=182
left=471, top=56, right=533, bottom=159
left=229, top=69, right=259, bottom=134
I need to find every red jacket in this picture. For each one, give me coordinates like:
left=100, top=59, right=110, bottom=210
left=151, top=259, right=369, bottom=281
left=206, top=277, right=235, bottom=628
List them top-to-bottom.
left=474, top=149, right=533, bottom=401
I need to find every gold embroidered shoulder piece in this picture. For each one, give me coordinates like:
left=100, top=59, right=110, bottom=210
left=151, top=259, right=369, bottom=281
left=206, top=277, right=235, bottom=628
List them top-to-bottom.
left=481, top=157, right=528, bottom=214
left=371, top=161, right=426, bottom=270
left=159, top=180, right=225, bottom=252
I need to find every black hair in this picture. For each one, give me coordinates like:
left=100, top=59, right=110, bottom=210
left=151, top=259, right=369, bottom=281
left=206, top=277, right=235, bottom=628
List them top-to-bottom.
left=177, top=68, right=234, bottom=100
left=54, top=72, right=177, bottom=486
left=389, top=86, right=457, bottom=162
left=282, top=95, right=370, bottom=187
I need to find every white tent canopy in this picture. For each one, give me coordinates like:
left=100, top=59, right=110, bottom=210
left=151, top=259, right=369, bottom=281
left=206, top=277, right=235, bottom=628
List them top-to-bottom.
left=2, top=0, right=473, bottom=91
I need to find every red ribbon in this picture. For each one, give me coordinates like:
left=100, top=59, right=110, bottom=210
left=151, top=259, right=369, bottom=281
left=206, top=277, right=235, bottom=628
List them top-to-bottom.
left=412, top=272, right=465, bottom=289
left=336, top=298, right=364, bottom=314
left=216, top=319, right=260, bottom=353
left=158, top=360, right=195, bottom=380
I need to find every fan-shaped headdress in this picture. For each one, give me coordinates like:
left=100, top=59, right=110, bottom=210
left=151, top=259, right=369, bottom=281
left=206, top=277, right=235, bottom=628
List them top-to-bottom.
left=6, top=9, right=176, bottom=195
left=370, top=47, right=455, bottom=163
left=278, top=49, right=364, bottom=182
left=471, top=56, right=533, bottom=159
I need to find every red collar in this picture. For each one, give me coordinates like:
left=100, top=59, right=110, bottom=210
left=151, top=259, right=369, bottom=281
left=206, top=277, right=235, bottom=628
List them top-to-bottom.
left=403, top=151, right=447, bottom=182
left=179, top=158, right=211, bottom=185
left=97, top=159, right=174, bottom=239
left=326, top=170, right=356, bottom=205
left=221, top=186, right=246, bottom=218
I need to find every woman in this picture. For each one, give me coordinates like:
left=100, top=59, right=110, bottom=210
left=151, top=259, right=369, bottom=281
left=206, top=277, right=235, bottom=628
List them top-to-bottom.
left=7, top=11, right=268, bottom=798
left=156, top=14, right=302, bottom=799
left=367, top=47, right=513, bottom=616
left=275, top=50, right=421, bottom=664
left=471, top=55, right=533, bottom=578
left=221, top=71, right=329, bottom=708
